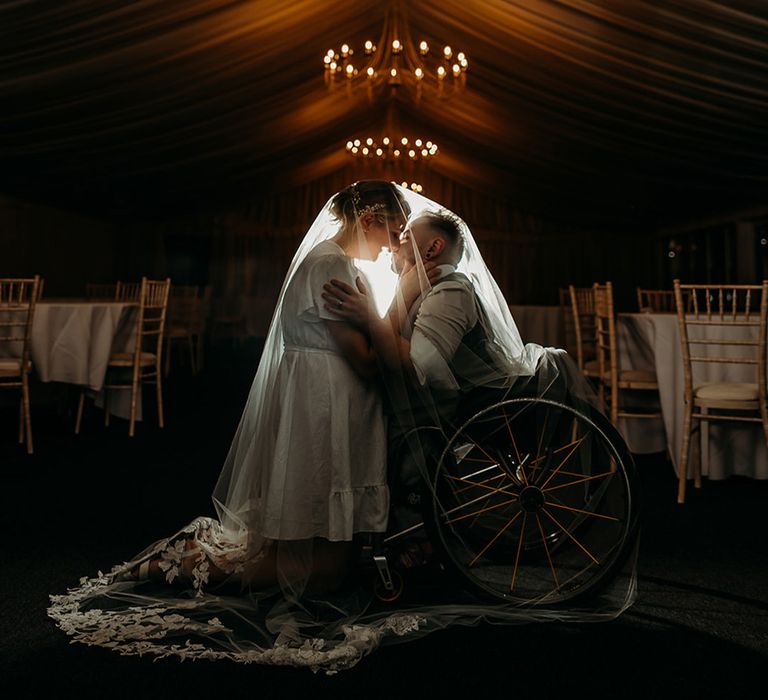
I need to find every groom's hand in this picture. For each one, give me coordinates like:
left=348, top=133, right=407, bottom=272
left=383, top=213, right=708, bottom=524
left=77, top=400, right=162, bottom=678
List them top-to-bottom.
left=398, top=261, right=441, bottom=305
left=322, top=277, right=374, bottom=329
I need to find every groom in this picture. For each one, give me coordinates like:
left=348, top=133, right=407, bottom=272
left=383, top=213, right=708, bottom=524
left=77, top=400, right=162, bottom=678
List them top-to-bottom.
left=322, top=210, right=507, bottom=411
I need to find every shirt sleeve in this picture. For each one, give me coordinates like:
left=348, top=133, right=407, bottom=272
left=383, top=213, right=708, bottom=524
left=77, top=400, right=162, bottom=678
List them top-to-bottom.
left=298, top=252, right=358, bottom=322
left=409, top=282, right=478, bottom=389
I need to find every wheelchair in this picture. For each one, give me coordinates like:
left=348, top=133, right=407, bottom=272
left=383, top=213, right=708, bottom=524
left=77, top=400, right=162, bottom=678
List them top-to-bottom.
left=363, top=371, right=640, bottom=609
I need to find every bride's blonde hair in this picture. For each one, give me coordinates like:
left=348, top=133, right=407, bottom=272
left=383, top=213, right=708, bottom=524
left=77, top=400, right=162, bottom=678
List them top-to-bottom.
left=331, top=180, right=410, bottom=248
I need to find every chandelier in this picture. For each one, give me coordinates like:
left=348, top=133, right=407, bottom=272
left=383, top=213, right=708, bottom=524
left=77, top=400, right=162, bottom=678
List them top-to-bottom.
left=323, top=1, right=468, bottom=100
left=346, top=136, right=438, bottom=161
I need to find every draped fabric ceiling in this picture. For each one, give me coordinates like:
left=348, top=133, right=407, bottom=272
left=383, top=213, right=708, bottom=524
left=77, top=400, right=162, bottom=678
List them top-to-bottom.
left=1, top=0, right=766, bottom=229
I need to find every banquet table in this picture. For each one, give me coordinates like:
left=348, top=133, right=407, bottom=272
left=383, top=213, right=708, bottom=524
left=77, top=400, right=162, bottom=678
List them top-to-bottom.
left=1, top=299, right=141, bottom=420
left=616, top=312, right=767, bottom=480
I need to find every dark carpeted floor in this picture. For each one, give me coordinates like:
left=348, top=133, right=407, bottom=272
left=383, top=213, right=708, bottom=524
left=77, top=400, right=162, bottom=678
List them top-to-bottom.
left=2, top=340, right=767, bottom=698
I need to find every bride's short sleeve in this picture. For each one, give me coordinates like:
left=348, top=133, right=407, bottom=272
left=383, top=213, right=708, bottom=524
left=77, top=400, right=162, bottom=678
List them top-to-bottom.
left=298, top=251, right=357, bottom=322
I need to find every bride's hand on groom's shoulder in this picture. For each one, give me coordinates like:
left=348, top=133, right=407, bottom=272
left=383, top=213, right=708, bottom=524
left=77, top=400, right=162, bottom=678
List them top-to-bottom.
left=322, top=277, right=374, bottom=329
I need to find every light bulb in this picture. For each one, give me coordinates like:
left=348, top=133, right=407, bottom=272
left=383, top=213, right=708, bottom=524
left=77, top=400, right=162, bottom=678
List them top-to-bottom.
left=392, top=39, right=401, bottom=52
left=364, top=40, right=373, bottom=52
left=419, top=40, right=429, bottom=54
left=341, top=44, right=349, bottom=55
left=443, top=46, right=452, bottom=59
left=327, top=49, right=335, bottom=57
left=457, top=52, right=465, bottom=62
left=324, top=55, right=331, bottom=65
left=330, top=61, right=337, bottom=71
left=346, top=64, right=355, bottom=76
left=452, top=64, right=460, bottom=75
left=437, top=66, right=446, bottom=78
left=366, top=67, right=374, bottom=77
left=415, top=67, right=424, bottom=79
left=390, top=68, right=398, bottom=77
left=366, top=137, right=374, bottom=146
left=382, top=137, right=390, bottom=145
left=401, top=137, right=408, bottom=145
left=353, top=139, right=361, bottom=147
left=415, top=139, right=422, bottom=147
left=346, top=141, right=353, bottom=149
left=426, top=141, right=432, bottom=148
left=351, top=147, right=358, bottom=153
left=362, top=147, right=369, bottom=155
left=376, top=148, right=383, bottom=156
left=394, top=149, right=401, bottom=157
left=409, top=149, right=416, bottom=158
left=421, top=149, right=428, bottom=157
left=402, top=181, right=408, bottom=187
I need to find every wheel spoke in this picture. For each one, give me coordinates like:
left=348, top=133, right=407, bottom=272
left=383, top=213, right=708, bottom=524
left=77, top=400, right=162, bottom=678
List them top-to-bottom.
left=502, top=408, right=528, bottom=485
left=540, top=433, right=589, bottom=490
left=544, top=470, right=615, bottom=492
left=455, top=471, right=506, bottom=495
left=447, top=474, right=519, bottom=499
left=443, top=497, right=518, bottom=525
left=544, top=499, right=620, bottom=521
left=541, top=508, right=600, bottom=564
left=468, top=510, right=523, bottom=567
left=510, top=513, right=528, bottom=592
left=535, top=513, right=560, bottom=590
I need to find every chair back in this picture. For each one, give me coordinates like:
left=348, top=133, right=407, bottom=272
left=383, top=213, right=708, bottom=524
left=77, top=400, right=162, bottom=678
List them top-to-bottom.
left=0, top=276, right=41, bottom=377
left=133, top=278, right=171, bottom=365
left=673, top=280, right=768, bottom=405
left=116, top=281, right=142, bottom=302
left=592, top=282, right=618, bottom=386
left=86, top=283, right=118, bottom=300
left=568, top=285, right=598, bottom=370
left=636, top=287, right=676, bottom=313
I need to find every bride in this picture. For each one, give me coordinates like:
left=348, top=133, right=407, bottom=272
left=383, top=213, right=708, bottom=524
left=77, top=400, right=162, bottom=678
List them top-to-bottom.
left=48, top=182, right=637, bottom=673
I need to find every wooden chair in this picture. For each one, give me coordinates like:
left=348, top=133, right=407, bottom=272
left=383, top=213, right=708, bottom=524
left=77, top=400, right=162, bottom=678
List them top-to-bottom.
left=0, top=276, right=41, bottom=454
left=76, top=277, right=171, bottom=437
left=116, top=280, right=142, bottom=302
left=673, top=280, right=768, bottom=504
left=593, top=281, right=662, bottom=427
left=86, top=283, right=118, bottom=300
left=164, top=285, right=211, bottom=376
left=568, top=285, right=600, bottom=378
left=637, top=287, right=676, bottom=313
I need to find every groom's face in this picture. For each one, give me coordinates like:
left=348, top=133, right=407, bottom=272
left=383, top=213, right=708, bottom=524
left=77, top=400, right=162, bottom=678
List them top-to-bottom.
left=393, top=218, right=431, bottom=273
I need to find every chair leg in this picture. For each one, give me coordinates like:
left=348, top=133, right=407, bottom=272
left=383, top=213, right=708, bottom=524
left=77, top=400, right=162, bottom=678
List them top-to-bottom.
left=164, top=337, right=172, bottom=378
left=22, top=374, right=33, bottom=454
left=156, top=375, right=165, bottom=429
left=128, top=380, right=139, bottom=438
left=75, top=391, right=85, bottom=434
left=18, top=396, right=24, bottom=443
left=760, top=401, right=768, bottom=449
left=678, top=405, right=693, bottom=504
left=697, top=410, right=707, bottom=490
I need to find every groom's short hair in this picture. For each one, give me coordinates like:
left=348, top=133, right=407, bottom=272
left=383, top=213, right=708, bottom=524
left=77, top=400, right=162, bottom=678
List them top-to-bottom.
left=419, top=210, right=464, bottom=264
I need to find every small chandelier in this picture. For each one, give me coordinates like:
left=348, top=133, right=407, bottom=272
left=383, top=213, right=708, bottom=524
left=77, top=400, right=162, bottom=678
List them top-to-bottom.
left=323, top=1, right=468, bottom=100
left=346, top=136, right=438, bottom=161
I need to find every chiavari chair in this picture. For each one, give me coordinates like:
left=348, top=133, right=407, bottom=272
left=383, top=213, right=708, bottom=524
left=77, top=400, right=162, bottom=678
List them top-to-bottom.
left=0, top=276, right=41, bottom=453
left=76, top=277, right=171, bottom=437
left=673, top=280, right=768, bottom=504
left=593, top=281, right=662, bottom=427
left=86, top=283, right=118, bottom=300
left=164, top=285, right=210, bottom=376
left=568, top=285, right=600, bottom=378
left=636, top=287, right=676, bottom=313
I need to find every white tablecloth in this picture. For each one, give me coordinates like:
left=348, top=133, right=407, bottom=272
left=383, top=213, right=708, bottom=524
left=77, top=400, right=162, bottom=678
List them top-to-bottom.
left=31, top=301, right=136, bottom=390
left=617, top=313, right=767, bottom=480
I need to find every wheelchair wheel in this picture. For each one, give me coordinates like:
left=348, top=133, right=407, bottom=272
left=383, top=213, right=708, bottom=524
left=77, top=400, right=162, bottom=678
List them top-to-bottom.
left=429, top=397, right=638, bottom=607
